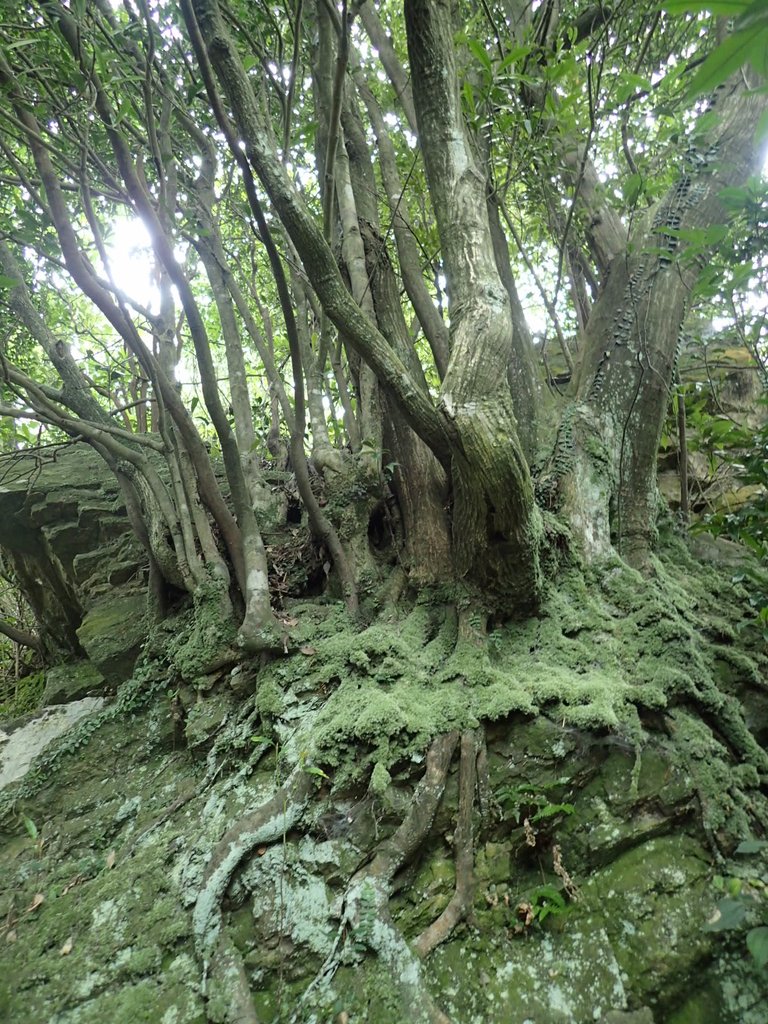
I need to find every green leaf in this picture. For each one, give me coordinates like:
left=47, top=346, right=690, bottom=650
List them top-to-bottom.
left=735, top=0, right=768, bottom=32
left=661, top=1, right=749, bottom=12
left=684, top=30, right=758, bottom=99
left=465, top=37, right=492, bottom=72
left=0, top=38, right=40, bottom=51
left=498, top=45, right=532, bottom=71
left=615, top=73, right=652, bottom=104
left=755, top=108, right=768, bottom=145
left=624, top=172, right=644, bottom=206
left=718, top=185, right=750, bottom=210
left=676, top=225, right=729, bottom=247
left=0, top=274, right=19, bottom=290
left=305, top=765, right=329, bottom=779
left=531, top=802, right=575, bottom=821
left=22, top=814, right=38, bottom=840
left=735, top=839, right=768, bottom=854
left=531, top=884, right=567, bottom=910
left=704, top=897, right=748, bottom=931
left=746, top=926, right=768, bottom=968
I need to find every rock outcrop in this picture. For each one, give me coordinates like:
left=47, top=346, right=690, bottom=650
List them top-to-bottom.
left=0, top=444, right=148, bottom=676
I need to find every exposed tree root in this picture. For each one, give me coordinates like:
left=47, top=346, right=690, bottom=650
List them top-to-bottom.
left=475, top=727, right=493, bottom=828
left=415, top=729, right=477, bottom=958
left=344, top=731, right=458, bottom=1023
left=300, top=732, right=458, bottom=1024
left=363, top=733, right=459, bottom=883
left=193, top=764, right=315, bottom=1024
left=344, top=876, right=451, bottom=1024
left=209, top=939, right=262, bottom=1024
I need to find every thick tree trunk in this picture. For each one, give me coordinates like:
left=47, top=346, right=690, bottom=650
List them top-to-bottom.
left=404, top=0, right=542, bottom=609
left=565, top=74, right=768, bottom=566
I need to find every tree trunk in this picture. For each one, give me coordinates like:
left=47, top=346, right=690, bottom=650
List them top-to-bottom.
left=404, top=0, right=542, bottom=610
left=565, top=73, right=768, bottom=565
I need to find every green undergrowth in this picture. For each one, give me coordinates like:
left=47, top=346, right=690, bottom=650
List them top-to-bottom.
left=2, top=537, right=767, bottom=1024
left=5, top=537, right=765, bottom=847
left=254, top=537, right=768, bottom=839
left=0, top=670, right=44, bottom=720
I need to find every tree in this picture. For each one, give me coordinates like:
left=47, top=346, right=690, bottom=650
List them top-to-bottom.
left=0, top=1, right=766, bottom=1021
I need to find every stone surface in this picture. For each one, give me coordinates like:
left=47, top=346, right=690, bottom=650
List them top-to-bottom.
left=0, top=445, right=147, bottom=659
left=76, top=594, right=148, bottom=683
left=42, top=660, right=105, bottom=705
left=1, top=680, right=764, bottom=1024
left=184, top=693, right=234, bottom=750
left=0, top=697, right=105, bottom=790
left=603, top=1011, right=655, bottom=1023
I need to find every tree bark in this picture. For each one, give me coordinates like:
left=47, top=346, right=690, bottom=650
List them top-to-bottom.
left=404, top=0, right=542, bottom=608
left=569, top=74, right=768, bottom=566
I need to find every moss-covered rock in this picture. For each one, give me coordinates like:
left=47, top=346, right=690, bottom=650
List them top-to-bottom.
left=0, top=447, right=147, bottom=660
left=76, top=594, right=147, bottom=683
left=42, top=660, right=105, bottom=705
left=184, top=693, right=234, bottom=750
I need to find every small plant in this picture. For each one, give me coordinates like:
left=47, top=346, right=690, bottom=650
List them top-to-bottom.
left=299, top=749, right=329, bottom=781
left=496, top=779, right=575, bottom=829
left=19, top=811, right=45, bottom=856
left=704, top=839, right=768, bottom=969
left=508, top=843, right=579, bottom=936
left=516, top=883, right=570, bottom=929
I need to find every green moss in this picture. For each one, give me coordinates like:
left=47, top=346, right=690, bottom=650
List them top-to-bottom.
left=3, top=535, right=767, bottom=1024
left=245, top=541, right=768, bottom=822
left=164, top=583, right=237, bottom=681
left=76, top=594, right=147, bottom=682
left=0, top=670, right=44, bottom=718
left=255, top=677, right=284, bottom=719
left=369, top=761, right=391, bottom=796
left=579, top=834, right=713, bottom=1003
left=392, top=853, right=455, bottom=933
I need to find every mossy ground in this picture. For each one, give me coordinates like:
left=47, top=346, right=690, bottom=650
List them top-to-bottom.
left=1, top=537, right=767, bottom=1023
left=255, top=537, right=767, bottom=843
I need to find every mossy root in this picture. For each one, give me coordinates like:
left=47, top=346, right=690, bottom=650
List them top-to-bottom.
left=415, top=728, right=478, bottom=958
left=193, top=764, right=315, bottom=1023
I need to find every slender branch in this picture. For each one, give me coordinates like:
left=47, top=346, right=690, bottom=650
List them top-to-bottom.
left=183, top=0, right=359, bottom=614
left=189, top=0, right=450, bottom=463
left=282, top=0, right=304, bottom=158
left=321, top=1, right=348, bottom=243
left=358, top=2, right=417, bottom=131
left=498, top=201, right=574, bottom=374
left=0, top=619, right=41, bottom=652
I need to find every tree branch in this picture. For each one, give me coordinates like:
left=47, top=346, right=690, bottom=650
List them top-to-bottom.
left=189, top=0, right=451, bottom=464
left=0, top=619, right=41, bottom=652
